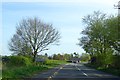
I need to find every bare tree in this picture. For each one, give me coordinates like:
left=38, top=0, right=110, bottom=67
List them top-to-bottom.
left=9, top=17, right=60, bottom=62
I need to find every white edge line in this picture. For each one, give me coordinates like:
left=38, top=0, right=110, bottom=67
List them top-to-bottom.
left=76, top=65, right=88, bottom=77
left=83, top=72, right=88, bottom=76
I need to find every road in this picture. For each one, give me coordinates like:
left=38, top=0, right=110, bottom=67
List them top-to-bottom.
left=33, top=63, right=120, bottom=80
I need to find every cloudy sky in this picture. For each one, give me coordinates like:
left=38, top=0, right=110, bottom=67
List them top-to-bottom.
left=1, top=0, right=119, bottom=56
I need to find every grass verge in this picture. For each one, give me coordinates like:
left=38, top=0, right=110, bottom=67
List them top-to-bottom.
left=2, top=60, right=68, bottom=79
left=2, top=65, right=48, bottom=78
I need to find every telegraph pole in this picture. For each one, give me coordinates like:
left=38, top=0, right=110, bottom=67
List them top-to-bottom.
left=114, top=1, right=120, bottom=15
left=118, top=1, right=120, bottom=15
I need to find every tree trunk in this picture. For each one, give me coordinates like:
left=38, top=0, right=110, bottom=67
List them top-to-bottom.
left=33, top=51, right=37, bottom=62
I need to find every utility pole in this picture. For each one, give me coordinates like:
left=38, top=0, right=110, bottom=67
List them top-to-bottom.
left=114, top=1, right=120, bottom=15
left=118, top=1, right=120, bottom=15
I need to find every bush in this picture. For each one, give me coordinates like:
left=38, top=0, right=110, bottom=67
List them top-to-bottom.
left=8, top=56, right=32, bottom=67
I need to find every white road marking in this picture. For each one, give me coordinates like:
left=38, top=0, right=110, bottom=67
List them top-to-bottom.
left=75, top=64, right=88, bottom=77
left=48, top=65, right=65, bottom=79
left=60, top=67, right=63, bottom=69
left=78, top=68, right=80, bottom=70
left=54, top=72, right=58, bottom=75
left=83, top=72, right=88, bottom=76
left=48, top=76, right=52, bottom=80
left=49, top=76, right=52, bottom=78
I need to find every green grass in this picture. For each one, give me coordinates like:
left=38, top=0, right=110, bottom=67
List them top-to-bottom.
left=2, top=59, right=67, bottom=79
left=44, top=60, right=68, bottom=68
left=46, top=60, right=67, bottom=65
left=85, top=63, right=120, bottom=76
left=2, top=65, right=48, bottom=78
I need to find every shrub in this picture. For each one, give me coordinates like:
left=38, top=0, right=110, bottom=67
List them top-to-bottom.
left=9, top=56, right=32, bottom=66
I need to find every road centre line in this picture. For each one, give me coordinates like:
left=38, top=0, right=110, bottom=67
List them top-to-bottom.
left=48, top=65, right=65, bottom=79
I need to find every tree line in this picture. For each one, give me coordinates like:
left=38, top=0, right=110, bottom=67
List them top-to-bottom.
left=34, top=52, right=89, bottom=62
left=52, top=52, right=80, bottom=60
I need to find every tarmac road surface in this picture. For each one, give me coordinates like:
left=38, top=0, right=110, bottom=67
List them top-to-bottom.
left=33, top=63, right=120, bottom=80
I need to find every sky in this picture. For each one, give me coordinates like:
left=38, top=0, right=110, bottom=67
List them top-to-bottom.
left=1, top=0, right=119, bottom=56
